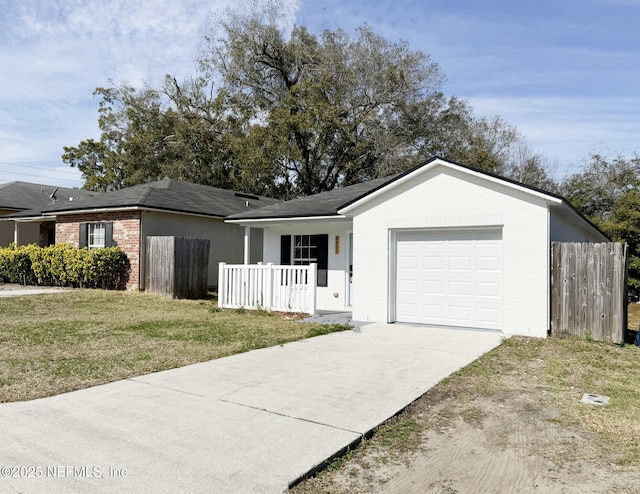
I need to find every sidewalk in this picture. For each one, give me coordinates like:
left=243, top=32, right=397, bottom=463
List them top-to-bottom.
left=0, top=284, right=70, bottom=297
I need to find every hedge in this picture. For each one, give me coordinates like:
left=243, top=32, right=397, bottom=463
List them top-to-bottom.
left=0, top=244, right=129, bottom=290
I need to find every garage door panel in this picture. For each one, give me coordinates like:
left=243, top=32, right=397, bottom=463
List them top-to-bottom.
left=396, top=229, right=502, bottom=330
left=398, top=255, right=419, bottom=269
left=423, top=256, right=444, bottom=270
left=449, top=256, right=471, bottom=271
left=477, top=256, right=501, bottom=271
left=398, top=279, right=418, bottom=291
left=423, top=280, right=444, bottom=294
left=449, top=281, right=471, bottom=295
left=477, top=281, right=500, bottom=297
left=398, top=303, right=418, bottom=317
left=420, top=306, right=445, bottom=324
left=448, top=306, right=472, bottom=325
left=477, top=308, right=501, bottom=325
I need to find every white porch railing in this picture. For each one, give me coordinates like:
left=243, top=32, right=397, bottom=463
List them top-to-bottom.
left=217, top=262, right=316, bottom=315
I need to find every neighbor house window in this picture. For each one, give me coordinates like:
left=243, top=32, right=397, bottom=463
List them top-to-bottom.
left=79, top=222, right=114, bottom=249
left=88, top=223, right=106, bottom=249
left=280, top=234, right=328, bottom=287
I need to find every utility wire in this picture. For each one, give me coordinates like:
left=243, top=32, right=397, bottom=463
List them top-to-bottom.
left=0, top=160, right=80, bottom=176
left=0, top=169, right=83, bottom=186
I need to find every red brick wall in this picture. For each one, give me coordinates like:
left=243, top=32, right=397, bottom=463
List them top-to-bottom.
left=55, top=211, right=142, bottom=289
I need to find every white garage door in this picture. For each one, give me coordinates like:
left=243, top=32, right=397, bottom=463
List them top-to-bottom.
left=396, top=229, right=502, bottom=330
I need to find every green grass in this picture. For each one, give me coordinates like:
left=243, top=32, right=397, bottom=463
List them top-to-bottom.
left=0, top=289, right=350, bottom=403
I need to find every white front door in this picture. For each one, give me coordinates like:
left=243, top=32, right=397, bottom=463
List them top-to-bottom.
left=395, top=229, right=502, bottom=330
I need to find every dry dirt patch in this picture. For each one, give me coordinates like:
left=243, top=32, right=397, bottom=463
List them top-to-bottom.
left=292, top=334, right=640, bottom=494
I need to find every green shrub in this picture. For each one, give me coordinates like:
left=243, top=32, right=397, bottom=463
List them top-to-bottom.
left=0, top=243, right=129, bottom=289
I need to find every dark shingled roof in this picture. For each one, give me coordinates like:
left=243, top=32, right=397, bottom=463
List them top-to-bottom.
left=226, top=156, right=609, bottom=241
left=226, top=174, right=401, bottom=220
left=39, top=178, right=280, bottom=218
left=0, top=181, right=96, bottom=211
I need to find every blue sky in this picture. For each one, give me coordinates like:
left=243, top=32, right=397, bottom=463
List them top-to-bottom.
left=1, top=0, right=639, bottom=188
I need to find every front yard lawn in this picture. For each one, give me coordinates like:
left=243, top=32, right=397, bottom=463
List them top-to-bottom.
left=0, top=289, right=348, bottom=403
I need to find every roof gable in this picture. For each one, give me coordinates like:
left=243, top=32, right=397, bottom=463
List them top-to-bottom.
left=224, top=156, right=606, bottom=240
left=226, top=157, right=565, bottom=222
left=338, top=157, right=562, bottom=215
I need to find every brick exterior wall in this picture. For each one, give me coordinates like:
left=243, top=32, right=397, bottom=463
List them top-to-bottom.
left=55, top=211, right=142, bottom=290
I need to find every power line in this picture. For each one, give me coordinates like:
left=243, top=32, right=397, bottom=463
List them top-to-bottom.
left=0, top=160, right=81, bottom=177
left=0, top=168, right=83, bottom=186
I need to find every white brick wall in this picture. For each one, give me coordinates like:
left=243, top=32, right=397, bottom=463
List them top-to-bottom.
left=254, top=162, right=605, bottom=336
left=351, top=166, right=551, bottom=337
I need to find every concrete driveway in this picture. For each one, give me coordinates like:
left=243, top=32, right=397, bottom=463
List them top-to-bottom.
left=0, top=323, right=504, bottom=493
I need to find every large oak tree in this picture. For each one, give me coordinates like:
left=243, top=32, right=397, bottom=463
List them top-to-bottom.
left=63, top=4, right=528, bottom=197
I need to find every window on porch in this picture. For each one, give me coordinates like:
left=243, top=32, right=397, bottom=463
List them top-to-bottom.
left=281, top=234, right=328, bottom=287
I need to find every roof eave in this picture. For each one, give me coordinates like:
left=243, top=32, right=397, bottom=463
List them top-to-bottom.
left=45, top=205, right=226, bottom=219
left=226, top=214, right=348, bottom=225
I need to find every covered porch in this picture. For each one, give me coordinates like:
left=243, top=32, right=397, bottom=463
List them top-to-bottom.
left=0, top=216, right=56, bottom=247
left=219, top=218, right=354, bottom=314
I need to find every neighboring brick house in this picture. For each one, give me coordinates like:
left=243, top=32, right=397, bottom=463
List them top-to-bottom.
left=11, top=179, right=279, bottom=290
left=0, top=182, right=96, bottom=247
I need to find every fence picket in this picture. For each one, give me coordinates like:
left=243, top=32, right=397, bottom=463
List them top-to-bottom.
left=146, top=236, right=209, bottom=299
left=551, top=242, right=627, bottom=343
left=217, top=263, right=317, bottom=314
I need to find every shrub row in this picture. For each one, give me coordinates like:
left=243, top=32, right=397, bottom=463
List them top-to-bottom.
left=0, top=244, right=129, bottom=290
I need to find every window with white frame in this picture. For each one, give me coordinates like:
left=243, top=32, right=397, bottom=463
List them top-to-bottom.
left=79, top=222, right=113, bottom=249
left=88, top=223, right=106, bottom=249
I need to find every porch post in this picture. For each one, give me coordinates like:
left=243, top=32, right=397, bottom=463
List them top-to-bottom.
left=13, top=221, right=18, bottom=245
left=243, top=226, right=250, bottom=265
left=218, top=262, right=225, bottom=308
left=265, top=263, right=273, bottom=312
left=308, top=263, right=317, bottom=316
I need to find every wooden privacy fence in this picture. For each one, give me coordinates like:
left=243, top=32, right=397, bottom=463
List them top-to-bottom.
left=146, top=236, right=210, bottom=299
left=551, top=242, right=628, bottom=343
left=218, top=262, right=316, bottom=314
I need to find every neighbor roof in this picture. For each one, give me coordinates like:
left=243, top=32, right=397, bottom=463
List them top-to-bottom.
left=35, top=178, right=280, bottom=218
left=0, top=181, right=96, bottom=212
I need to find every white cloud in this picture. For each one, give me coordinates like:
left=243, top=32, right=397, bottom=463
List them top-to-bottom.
left=0, top=0, right=302, bottom=186
left=468, top=95, right=640, bottom=168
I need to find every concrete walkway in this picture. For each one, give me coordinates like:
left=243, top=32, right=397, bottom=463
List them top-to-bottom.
left=0, top=284, right=70, bottom=297
left=0, top=323, right=504, bottom=494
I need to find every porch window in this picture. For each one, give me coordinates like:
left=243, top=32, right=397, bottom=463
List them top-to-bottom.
left=79, top=222, right=114, bottom=249
left=280, top=234, right=328, bottom=287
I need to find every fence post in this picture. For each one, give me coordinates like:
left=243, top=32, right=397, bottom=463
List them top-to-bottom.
left=218, top=262, right=225, bottom=308
left=265, top=263, right=273, bottom=312
left=308, top=263, right=317, bottom=316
